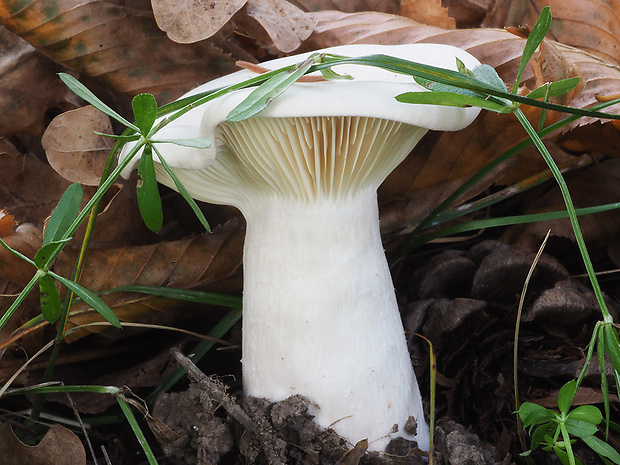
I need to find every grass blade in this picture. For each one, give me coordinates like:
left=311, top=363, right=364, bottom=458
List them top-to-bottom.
left=51, top=272, right=121, bottom=328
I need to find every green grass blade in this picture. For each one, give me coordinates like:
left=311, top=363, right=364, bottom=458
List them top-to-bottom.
left=513, top=6, right=552, bottom=93
left=395, top=91, right=511, bottom=113
left=514, top=108, right=612, bottom=322
left=152, top=145, right=210, bottom=232
left=389, top=202, right=620, bottom=259
left=51, top=272, right=121, bottom=328
left=96, top=285, right=242, bottom=307
left=117, top=394, right=159, bottom=465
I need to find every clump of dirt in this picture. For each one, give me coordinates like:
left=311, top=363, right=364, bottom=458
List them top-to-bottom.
left=152, top=350, right=509, bottom=465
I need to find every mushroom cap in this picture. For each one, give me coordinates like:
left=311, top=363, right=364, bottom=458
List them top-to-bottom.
left=119, top=43, right=482, bottom=177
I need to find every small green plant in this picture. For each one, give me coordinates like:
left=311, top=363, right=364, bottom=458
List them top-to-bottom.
left=518, top=380, right=620, bottom=465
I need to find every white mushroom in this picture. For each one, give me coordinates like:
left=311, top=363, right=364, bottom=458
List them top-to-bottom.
left=120, top=44, right=482, bottom=452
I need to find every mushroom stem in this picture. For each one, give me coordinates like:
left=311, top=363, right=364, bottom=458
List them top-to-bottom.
left=242, top=189, right=429, bottom=451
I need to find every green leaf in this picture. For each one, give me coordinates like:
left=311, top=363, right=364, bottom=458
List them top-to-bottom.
left=513, top=6, right=552, bottom=92
left=227, top=53, right=321, bottom=122
left=473, top=64, right=508, bottom=93
left=319, top=66, right=353, bottom=80
left=58, top=73, right=139, bottom=131
left=527, top=77, right=581, bottom=100
left=396, top=91, right=512, bottom=113
left=132, top=93, right=158, bottom=135
left=94, top=131, right=141, bottom=142
left=152, top=137, right=211, bottom=149
left=136, top=145, right=164, bottom=232
left=152, top=145, right=211, bottom=232
left=44, top=183, right=83, bottom=246
left=34, top=240, right=72, bottom=268
left=52, top=272, right=121, bottom=328
left=39, top=273, right=61, bottom=324
left=96, top=285, right=242, bottom=308
left=604, top=325, right=620, bottom=374
left=558, top=380, right=578, bottom=414
left=518, top=402, right=556, bottom=428
left=567, top=405, right=603, bottom=425
left=564, top=419, right=599, bottom=438
left=530, top=423, right=557, bottom=451
left=582, top=435, right=620, bottom=464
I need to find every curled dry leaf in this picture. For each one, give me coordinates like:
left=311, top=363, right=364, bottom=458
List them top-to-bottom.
left=0, top=0, right=239, bottom=100
left=151, top=0, right=247, bottom=44
left=247, top=0, right=317, bottom=53
left=399, top=0, right=456, bottom=29
left=482, top=0, right=620, bottom=67
left=0, top=26, right=73, bottom=136
left=42, top=105, right=114, bottom=186
left=58, top=220, right=244, bottom=340
left=0, top=422, right=86, bottom=465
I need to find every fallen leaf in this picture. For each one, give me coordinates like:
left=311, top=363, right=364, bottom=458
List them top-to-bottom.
left=0, top=0, right=239, bottom=100
left=151, top=0, right=247, bottom=44
left=247, top=0, right=317, bottom=53
left=290, top=0, right=399, bottom=13
left=399, top=0, right=456, bottom=29
left=441, top=0, right=490, bottom=28
left=482, top=0, right=620, bottom=67
left=0, top=25, right=73, bottom=136
left=42, top=105, right=114, bottom=186
left=0, top=139, right=72, bottom=229
left=502, top=159, right=620, bottom=255
left=58, top=220, right=244, bottom=340
left=0, top=223, right=42, bottom=286
left=0, top=422, right=86, bottom=465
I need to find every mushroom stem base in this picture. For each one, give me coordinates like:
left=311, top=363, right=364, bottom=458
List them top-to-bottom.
left=241, top=190, right=429, bottom=451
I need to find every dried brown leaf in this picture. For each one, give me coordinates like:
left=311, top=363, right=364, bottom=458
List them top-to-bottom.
left=0, top=0, right=239, bottom=100
left=152, top=0, right=247, bottom=44
left=247, top=0, right=317, bottom=53
left=290, top=0, right=399, bottom=12
left=399, top=0, right=456, bottom=29
left=442, top=0, right=490, bottom=28
left=482, top=0, right=620, bottom=67
left=0, top=26, right=73, bottom=136
left=42, top=105, right=114, bottom=186
left=0, top=139, right=72, bottom=228
left=502, top=159, right=620, bottom=255
left=58, top=220, right=244, bottom=340
left=0, top=223, right=42, bottom=286
left=0, top=423, right=86, bottom=465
